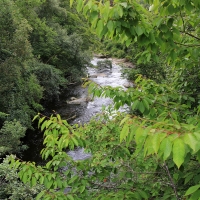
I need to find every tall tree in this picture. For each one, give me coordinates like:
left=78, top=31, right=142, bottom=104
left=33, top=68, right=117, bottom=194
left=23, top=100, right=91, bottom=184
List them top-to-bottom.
left=0, top=0, right=43, bottom=127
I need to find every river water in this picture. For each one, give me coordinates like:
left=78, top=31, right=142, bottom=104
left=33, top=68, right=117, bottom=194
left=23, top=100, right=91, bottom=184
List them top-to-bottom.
left=22, top=57, right=131, bottom=164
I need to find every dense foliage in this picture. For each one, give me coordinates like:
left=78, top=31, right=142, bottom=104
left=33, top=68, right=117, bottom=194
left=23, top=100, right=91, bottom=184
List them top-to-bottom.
left=0, top=0, right=93, bottom=158
left=2, top=0, right=200, bottom=199
left=0, top=1, right=93, bottom=198
left=0, top=155, right=43, bottom=200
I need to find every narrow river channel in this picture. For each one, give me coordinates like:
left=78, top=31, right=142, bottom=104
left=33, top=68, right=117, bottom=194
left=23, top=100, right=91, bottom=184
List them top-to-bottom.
left=22, top=57, right=131, bottom=164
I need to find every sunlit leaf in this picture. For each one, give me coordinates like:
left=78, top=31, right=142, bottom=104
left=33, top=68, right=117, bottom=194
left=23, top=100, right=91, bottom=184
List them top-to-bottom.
left=70, top=0, right=74, bottom=7
left=96, top=19, right=104, bottom=36
left=107, top=20, right=114, bottom=32
left=120, top=124, right=129, bottom=142
left=184, top=133, right=199, bottom=152
left=160, top=137, right=172, bottom=160
left=173, top=138, right=185, bottom=168
left=185, top=185, right=200, bottom=196
left=36, top=191, right=45, bottom=200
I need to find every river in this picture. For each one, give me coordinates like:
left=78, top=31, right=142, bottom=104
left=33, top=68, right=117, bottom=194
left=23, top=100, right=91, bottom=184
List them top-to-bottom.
left=22, top=57, right=131, bottom=164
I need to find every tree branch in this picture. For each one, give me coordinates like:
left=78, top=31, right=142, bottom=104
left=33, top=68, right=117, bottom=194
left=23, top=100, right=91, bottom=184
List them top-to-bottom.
left=184, top=32, right=200, bottom=41
left=174, top=41, right=200, bottom=47
left=163, top=162, right=180, bottom=200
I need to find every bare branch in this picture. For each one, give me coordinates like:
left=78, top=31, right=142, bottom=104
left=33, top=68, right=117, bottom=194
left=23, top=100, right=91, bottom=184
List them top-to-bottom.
left=184, top=32, right=200, bottom=41
left=163, top=162, right=180, bottom=200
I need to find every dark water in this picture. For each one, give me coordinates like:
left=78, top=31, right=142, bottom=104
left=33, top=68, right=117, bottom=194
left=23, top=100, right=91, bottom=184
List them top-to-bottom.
left=22, top=58, right=131, bottom=164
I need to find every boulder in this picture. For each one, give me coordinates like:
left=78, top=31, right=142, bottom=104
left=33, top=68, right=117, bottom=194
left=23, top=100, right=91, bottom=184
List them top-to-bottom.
left=88, top=75, right=97, bottom=78
left=123, top=82, right=135, bottom=88
left=67, top=97, right=92, bottom=104
left=70, top=97, right=77, bottom=100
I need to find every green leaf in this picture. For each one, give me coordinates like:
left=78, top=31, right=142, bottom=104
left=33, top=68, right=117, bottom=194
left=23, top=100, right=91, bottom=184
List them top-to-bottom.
left=70, top=0, right=74, bottom=7
left=76, top=0, right=83, bottom=12
left=102, top=2, right=110, bottom=22
left=120, top=2, right=127, bottom=8
left=83, top=4, right=89, bottom=15
left=118, top=5, right=123, bottom=17
left=167, top=5, right=176, bottom=14
left=90, top=12, right=99, bottom=28
left=154, top=17, right=163, bottom=27
left=167, top=18, right=174, bottom=27
left=96, top=19, right=104, bottom=36
left=107, top=20, right=114, bottom=32
left=160, top=24, right=168, bottom=32
left=130, top=26, right=135, bottom=35
left=135, top=26, right=143, bottom=36
left=126, top=38, right=132, bottom=47
left=142, top=98, right=149, bottom=111
left=131, top=100, right=139, bottom=110
left=138, top=101, right=145, bottom=113
left=32, top=114, right=39, bottom=122
left=57, top=114, right=61, bottom=122
left=120, top=115, right=130, bottom=126
left=38, top=116, right=45, bottom=128
left=41, top=120, right=47, bottom=131
left=46, top=120, right=52, bottom=128
left=120, top=124, right=129, bottom=142
left=127, top=125, right=138, bottom=146
left=135, top=127, right=147, bottom=146
left=151, top=133, right=166, bottom=154
left=184, top=133, right=198, bottom=152
left=71, top=136, right=79, bottom=146
left=144, top=136, right=154, bottom=156
left=160, top=137, right=172, bottom=160
left=173, top=138, right=185, bottom=168
left=64, top=139, right=69, bottom=147
left=46, top=160, right=52, bottom=169
left=35, top=172, right=39, bottom=179
left=22, top=173, right=28, bottom=184
left=184, top=173, right=194, bottom=185
left=68, top=175, right=78, bottom=184
left=31, top=176, right=37, bottom=187
left=39, top=176, right=44, bottom=184
left=46, top=179, right=53, bottom=189
left=56, top=179, right=63, bottom=188
left=80, top=185, right=85, bottom=193
left=185, top=185, right=200, bottom=196
left=138, top=189, right=149, bottom=199
left=190, top=190, right=200, bottom=200
left=36, top=191, right=45, bottom=200
left=131, top=191, right=142, bottom=199
left=67, top=195, right=74, bottom=200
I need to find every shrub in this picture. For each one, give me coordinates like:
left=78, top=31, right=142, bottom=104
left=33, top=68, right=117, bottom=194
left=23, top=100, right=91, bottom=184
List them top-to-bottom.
left=0, top=120, right=27, bottom=156
left=0, top=155, right=43, bottom=200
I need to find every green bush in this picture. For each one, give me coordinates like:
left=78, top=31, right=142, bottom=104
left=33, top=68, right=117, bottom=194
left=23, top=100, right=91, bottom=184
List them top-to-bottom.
left=31, top=61, right=66, bottom=101
left=122, top=68, right=141, bottom=81
left=0, top=120, right=27, bottom=156
left=0, top=156, right=43, bottom=200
